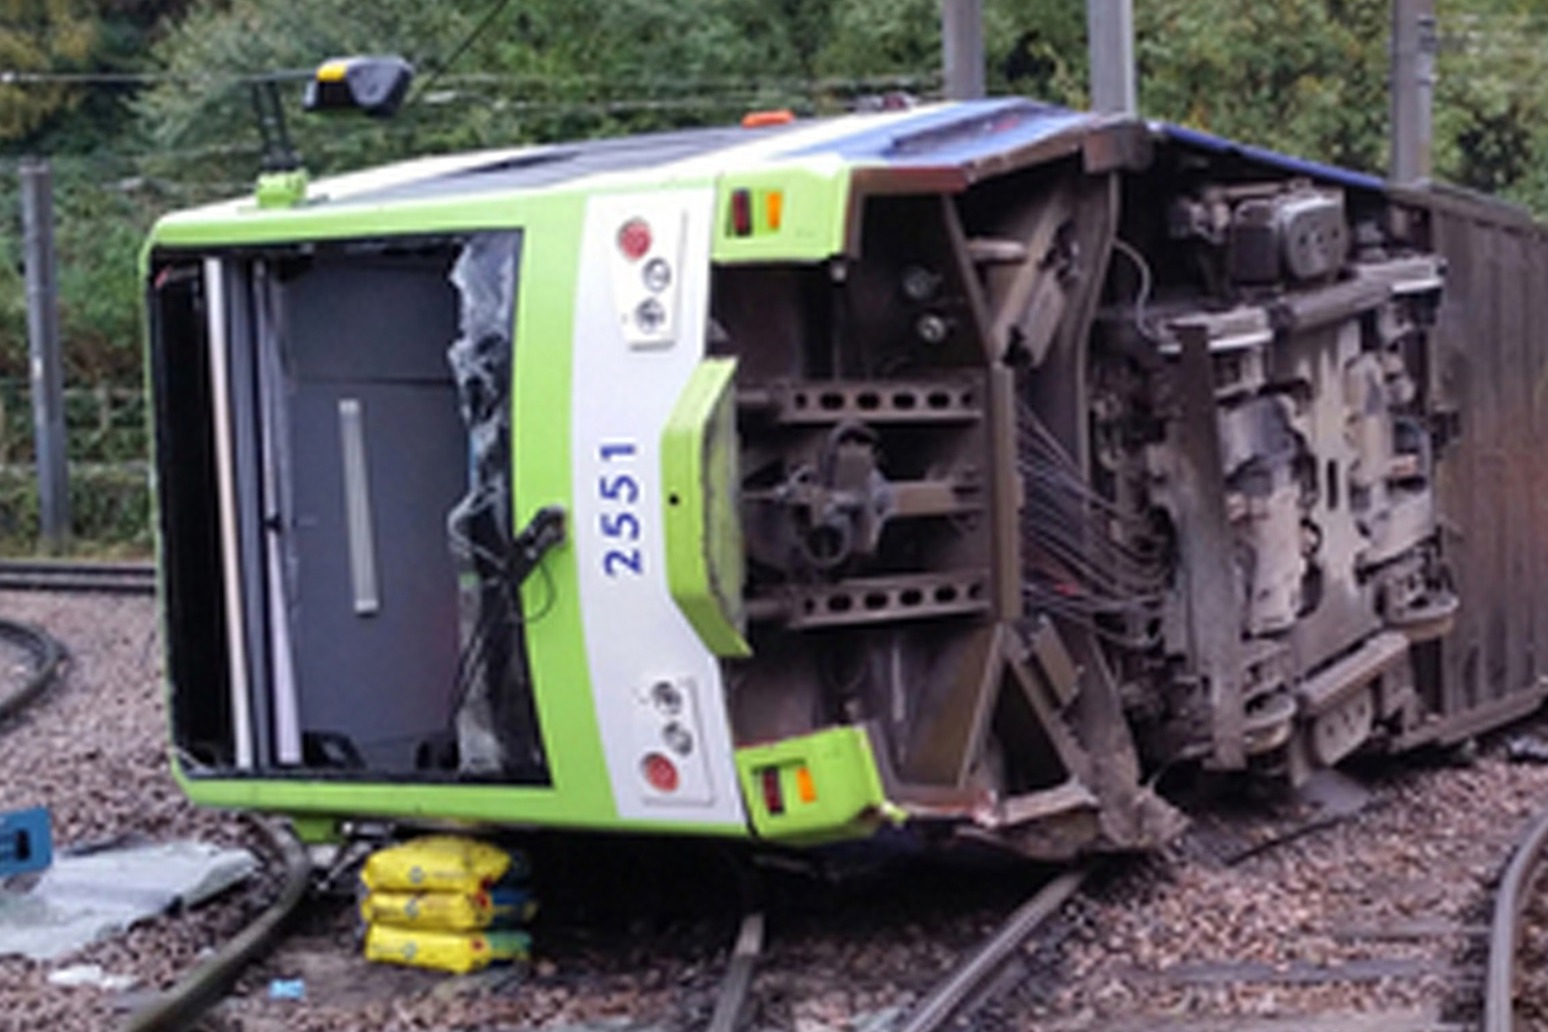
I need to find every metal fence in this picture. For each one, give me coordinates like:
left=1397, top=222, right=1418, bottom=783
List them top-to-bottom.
left=0, top=379, right=149, bottom=551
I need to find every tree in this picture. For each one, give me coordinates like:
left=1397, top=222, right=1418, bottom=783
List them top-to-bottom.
left=0, top=0, right=96, bottom=142
left=133, top=0, right=867, bottom=187
left=810, top=0, right=940, bottom=83
left=989, top=0, right=1090, bottom=107
left=1130, top=0, right=1391, bottom=172
left=1431, top=0, right=1548, bottom=210
left=133, top=1, right=482, bottom=186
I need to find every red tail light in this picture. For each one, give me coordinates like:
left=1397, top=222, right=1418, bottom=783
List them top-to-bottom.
left=730, top=190, right=753, bottom=237
left=617, top=218, right=652, bottom=261
left=642, top=752, right=680, bottom=792
left=760, top=767, right=784, bottom=815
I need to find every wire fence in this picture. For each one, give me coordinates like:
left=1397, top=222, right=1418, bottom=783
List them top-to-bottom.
left=0, top=379, right=150, bottom=553
left=0, top=379, right=146, bottom=466
left=0, top=462, right=149, bottom=554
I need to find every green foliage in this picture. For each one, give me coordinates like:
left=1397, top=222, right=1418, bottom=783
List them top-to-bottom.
left=0, top=0, right=96, bottom=141
left=6, top=0, right=1548, bottom=554
left=133, top=0, right=885, bottom=183
left=461, top=0, right=809, bottom=140
left=813, top=0, right=939, bottom=81
left=982, top=0, right=1548, bottom=209
left=985, top=0, right=1393, bottom=172
left=987, top=0, right=1089, bottom=107
left=1126, top=0, right=1390, bottom=172
left=1431, top=0, right=1548, bottom=210
left=135, top=1, right=480, bottom=182
left=0, top=163, right=158, bottom=392
left=54, top=170, right=157, bottom=383
left=0, top=234, right=24, bottom=379
left=0, top=380, right=145, bottom=464
left=0, top=463, right=150, bottom=553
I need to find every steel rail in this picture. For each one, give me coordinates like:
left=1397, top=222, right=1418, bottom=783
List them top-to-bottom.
left=0, top=559, right=155, bottom=595
left=0, top=617, right=66, bottom=724
left=1485, top=803, right=1548, bottom=1032
left=121, top=817, right=312, bottom=1032
left=894, top=866, right=1089, bottom=1032
left=708, top=910, right=765, bottom=1032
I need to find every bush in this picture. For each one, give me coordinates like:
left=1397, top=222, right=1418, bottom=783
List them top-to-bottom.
left=0, top=461, right=150, bottom=555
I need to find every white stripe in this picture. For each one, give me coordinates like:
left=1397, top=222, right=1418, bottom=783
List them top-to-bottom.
left=172, top=104, right=969, bottom=223
left=569, top=104, right=961, bottom=191
left=570, top=189, right=745, bottom=824
left=204, top=258, right=254, bottom=770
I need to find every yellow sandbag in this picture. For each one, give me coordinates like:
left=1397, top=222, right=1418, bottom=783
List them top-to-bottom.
left=360, top=835, right=525, bottom=894
left=360, top=885, right=538, bottom=931
left=364, top=924, right=532, bottom=975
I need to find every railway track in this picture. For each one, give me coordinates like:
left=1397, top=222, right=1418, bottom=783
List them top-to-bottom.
left=0, top=558, right=155, bottom=595
left=0, top=574, right=305, bottom=1032
left=0, top=576, right=1535, bottom=1031
left=0, top=617, right=66, bottom=723
left=866, top=762, right=1533, bottom=1032
left=1485, top=798, right=1548, bottom=1031
left=884, top=856, right=1488, bottom=1032
left=894, top=868, right=1089, bottom=1032
left=894, top=873, right=1472, bottom=1031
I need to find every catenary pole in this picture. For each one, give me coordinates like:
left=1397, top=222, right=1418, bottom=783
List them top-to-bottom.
left=941, top=0, right=985, bottom=100
left=1087, top=0, right=1137, bottom=115
left=1390, top=0, right=1436, bottom=183
left=20, top=159, right=68, bottom=551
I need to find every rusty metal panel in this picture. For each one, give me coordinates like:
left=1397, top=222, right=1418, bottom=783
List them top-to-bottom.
left=1416, top=182, right=1539, bottom=233
left=1426, top=202, right=1548, bottom=725
left=1461, top=208, right=1486, bottom=711
left=1431, top=209, right=1483, bottom=716
left=1471, top=214, right=1499, bottom=708
left=1484, top=223, right=1507, bottom=703
left=1499, top=229, right=1529, bottom=702
left=1530, top=236, right=1548, bottom=684
left=900, top=625, right=1002, bottom=786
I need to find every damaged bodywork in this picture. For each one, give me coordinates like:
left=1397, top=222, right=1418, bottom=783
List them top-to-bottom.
left=147, top=100, right=1547, bottom=861
left=715, top=108, right=1471, bottom=857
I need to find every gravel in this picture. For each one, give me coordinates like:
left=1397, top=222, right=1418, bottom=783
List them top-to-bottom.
left=6, top=590, right=1548, bottom=1031
left=0, top=591, right=268, bottom=1032
left=1005, top=745, right=1548, bottom=1031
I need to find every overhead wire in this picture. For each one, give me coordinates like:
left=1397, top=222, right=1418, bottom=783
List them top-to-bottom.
left=406, top=0, right=520, bottom=109
left=0, top=67, right=935, bottom=90
left=0, top=68, right=314, bottom=86
left=0, top=74, right=935, bottom=178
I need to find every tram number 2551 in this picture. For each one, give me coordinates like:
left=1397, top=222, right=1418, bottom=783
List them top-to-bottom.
left=598, top=441, right=643, bottom=577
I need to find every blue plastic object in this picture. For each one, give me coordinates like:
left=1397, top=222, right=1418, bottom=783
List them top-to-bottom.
left=0, top=807, right=52, bottom=877
left=268, top=978, right=306, bottom=1000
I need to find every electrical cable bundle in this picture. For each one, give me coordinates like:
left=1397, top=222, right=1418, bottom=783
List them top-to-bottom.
left=1016, top=402, right=1170, bottom=645
left=446, top=486, right=523, bottom=715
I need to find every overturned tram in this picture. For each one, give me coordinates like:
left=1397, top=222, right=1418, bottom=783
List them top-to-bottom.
left=147, top=98, right=1548, bottom=858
